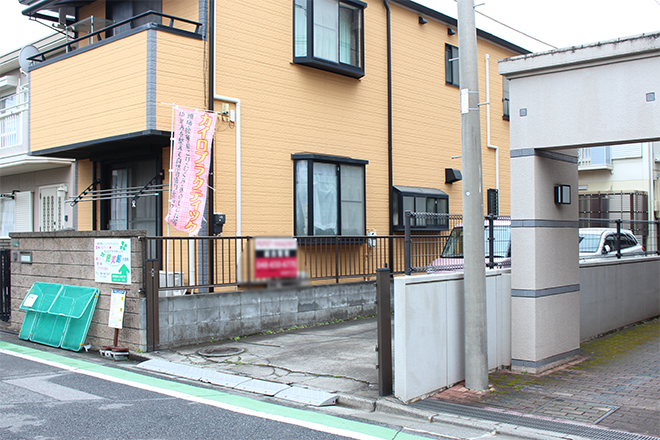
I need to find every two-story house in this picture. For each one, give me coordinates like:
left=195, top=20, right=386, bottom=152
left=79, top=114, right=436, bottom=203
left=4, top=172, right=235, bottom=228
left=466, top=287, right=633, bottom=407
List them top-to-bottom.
left=19, top=0, right=527, bottom=270
left=0, top=32, right=74, bottom=243
left=578, top=143, right=660, bottom=245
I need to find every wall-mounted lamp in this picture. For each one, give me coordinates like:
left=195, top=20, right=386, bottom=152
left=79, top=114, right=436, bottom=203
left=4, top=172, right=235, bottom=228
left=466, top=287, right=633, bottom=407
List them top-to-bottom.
left=418, top=16, right=427, bottom=25
left=448, top=28, right=456, bottom=35
left=445, top=168, right=462, bottom=184
left=554, top=185, right=571, bottom=204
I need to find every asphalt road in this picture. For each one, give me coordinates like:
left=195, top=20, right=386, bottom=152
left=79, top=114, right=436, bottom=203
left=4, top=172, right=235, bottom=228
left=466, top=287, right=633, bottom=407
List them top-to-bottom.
left=1, top=342, right=434, bottom=440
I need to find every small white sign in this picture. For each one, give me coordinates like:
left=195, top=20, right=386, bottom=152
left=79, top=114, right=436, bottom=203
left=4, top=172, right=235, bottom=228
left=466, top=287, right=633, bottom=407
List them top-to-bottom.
left=460, top=88, right=469, bottom=114
left=94, top=239, right=131, bottom=284
left=108, top=289, right=126, bottom=329
left=23, top=294, right=38, bottom=308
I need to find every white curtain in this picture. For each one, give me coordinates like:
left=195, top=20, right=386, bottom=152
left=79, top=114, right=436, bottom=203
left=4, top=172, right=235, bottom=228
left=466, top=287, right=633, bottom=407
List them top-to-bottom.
left=314, top=0, right=338, bottom=62
left=295, top=161, right=308, bottom=236
left=313, top=162, right=337, bottom=235
left=340, top=165, right=364, bottom=235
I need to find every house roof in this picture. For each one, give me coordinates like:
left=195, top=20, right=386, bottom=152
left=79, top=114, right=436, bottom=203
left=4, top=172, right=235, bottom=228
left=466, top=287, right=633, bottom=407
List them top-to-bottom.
left=390, top=0, right=531, bottom=55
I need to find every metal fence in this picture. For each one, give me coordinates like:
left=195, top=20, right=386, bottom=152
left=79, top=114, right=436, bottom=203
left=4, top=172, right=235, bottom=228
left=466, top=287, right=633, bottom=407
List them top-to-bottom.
left=403, top=212, right=512, bottom=275
left=578, top=217, right=660, bottom=257
left=142, top=234, right=408, bottom=293
left=0, top=249, right=10, bottom=321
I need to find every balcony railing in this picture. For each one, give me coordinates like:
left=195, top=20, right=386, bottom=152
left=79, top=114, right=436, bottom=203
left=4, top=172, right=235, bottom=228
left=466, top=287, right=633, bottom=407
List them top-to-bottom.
left=27, top=11, right=202, bottom=65
left=0, top=91, right=28, bottom=149
left=578, top=146, right=612, bottom=170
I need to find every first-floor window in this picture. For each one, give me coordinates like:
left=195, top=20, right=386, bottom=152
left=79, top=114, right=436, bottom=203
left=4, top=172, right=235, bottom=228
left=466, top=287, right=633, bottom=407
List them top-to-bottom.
left=293, top=154, right=367, bottom=236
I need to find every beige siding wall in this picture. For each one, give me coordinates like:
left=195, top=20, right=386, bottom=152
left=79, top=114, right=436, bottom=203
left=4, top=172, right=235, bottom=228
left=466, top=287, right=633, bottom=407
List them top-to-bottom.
left=163, top=0, right=201, bottom=33
left=209, top=0, right=517, bottom=240
left=30, top=32, right=149, bottom=153
left=156, top=32, right=206, bottom=130
left=76, top=160, right=95, bottom=231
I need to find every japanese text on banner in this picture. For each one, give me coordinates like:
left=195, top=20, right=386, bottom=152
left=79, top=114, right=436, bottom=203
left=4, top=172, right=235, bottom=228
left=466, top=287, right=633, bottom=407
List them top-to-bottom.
left=166, top=108, right=218, bottom=235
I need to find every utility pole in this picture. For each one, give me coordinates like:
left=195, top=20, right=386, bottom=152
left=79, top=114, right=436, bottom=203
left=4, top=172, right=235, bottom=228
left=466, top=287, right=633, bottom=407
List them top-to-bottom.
left=458, top=0, right=488, bottom=391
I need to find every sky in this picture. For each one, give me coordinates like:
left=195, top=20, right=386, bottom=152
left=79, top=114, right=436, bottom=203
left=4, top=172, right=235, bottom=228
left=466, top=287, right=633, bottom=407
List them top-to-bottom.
left=0, top=0, right=659, bottom=56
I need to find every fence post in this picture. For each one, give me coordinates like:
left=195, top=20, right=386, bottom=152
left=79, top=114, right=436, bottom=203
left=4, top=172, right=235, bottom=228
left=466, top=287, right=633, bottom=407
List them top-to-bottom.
left=404, top=211, right=411, bottom=275
left=487, top=214, right=495, bottom=268
left=615, top=219, right=622, bottom=259
left=335, top=237, right=340, bottom=284
left=145, top=259, right=159, bottom=352
left=376, top=268, right=392, bottom=396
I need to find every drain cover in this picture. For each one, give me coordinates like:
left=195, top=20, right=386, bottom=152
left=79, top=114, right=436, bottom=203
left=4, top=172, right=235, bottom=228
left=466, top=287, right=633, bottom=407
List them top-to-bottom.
left=198, top=347, right=245, bottom=357
left=533, top=398, right=619, bottom=424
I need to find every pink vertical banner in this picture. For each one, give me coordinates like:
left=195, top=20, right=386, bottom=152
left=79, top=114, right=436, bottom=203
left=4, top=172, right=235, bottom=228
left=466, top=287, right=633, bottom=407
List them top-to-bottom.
left=166, top=107, right=218, bottom=235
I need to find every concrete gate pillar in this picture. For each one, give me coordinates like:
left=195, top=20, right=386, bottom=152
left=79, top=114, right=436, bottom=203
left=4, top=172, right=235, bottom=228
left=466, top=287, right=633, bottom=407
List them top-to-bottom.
left=501, top=33, right=660, bottom=373
left=509, top=149, right=580, bottom=373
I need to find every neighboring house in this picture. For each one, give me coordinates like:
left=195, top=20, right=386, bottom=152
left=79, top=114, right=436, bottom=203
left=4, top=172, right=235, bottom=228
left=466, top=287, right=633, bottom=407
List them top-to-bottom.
left=20, top=0, right=526, bottom=245
left=0, top=33, right=74, bottom=244
left=578, top=143, right=660, bottom=236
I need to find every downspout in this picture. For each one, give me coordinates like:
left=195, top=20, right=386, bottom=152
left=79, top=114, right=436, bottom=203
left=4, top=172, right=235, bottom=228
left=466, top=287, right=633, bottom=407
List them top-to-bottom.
left=207, top=0, right=215, bottom=287
left=383, top=0, right=394, bottom=273
left=485, top=54, right=499, bottom=191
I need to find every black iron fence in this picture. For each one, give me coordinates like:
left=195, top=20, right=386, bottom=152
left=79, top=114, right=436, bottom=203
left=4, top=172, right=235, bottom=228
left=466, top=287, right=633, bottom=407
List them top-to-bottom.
left=403, top=212, right=512, bottom=275
left=141, top=215, right=660, bottom=294
left=578, top=217, right=660, bottom=258
left=142, top=234, right=408, bottom=294
left=0, top=249, right=10, bottom=321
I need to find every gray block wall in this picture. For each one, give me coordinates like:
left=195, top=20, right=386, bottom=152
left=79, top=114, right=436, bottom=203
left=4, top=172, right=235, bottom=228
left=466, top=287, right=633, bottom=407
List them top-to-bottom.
left=5, top=230, right=147, bottom=350
left=158, top=281, right=380, bottom=349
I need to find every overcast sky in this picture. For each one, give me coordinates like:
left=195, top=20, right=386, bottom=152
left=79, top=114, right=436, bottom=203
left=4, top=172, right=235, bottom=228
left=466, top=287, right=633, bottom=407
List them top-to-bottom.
left=1, top=0, right=659, bottom=56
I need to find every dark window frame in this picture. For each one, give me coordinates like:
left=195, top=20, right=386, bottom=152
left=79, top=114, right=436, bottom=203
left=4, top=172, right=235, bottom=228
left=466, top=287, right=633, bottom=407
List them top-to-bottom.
left=293, top=0, right=366, bottom=79
left=445, top=43, right=459, bottom=87
left=502, top=77, right=510, bottom=120
left=292, top=153, right=368, bottom=240
left=392, top=186, right=449, bottom=231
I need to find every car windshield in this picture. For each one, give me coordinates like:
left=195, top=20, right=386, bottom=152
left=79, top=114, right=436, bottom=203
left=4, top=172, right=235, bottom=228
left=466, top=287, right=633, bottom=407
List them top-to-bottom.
left=441, top=225, right=510, bottom=258
left=579, top=233, right=602, bottom=253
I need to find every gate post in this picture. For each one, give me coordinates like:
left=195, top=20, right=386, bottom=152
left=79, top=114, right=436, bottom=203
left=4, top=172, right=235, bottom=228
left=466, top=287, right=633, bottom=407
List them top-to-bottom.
left=145, top=259, right=159, bottom=352
left=376, top=268, right=392, bottom=396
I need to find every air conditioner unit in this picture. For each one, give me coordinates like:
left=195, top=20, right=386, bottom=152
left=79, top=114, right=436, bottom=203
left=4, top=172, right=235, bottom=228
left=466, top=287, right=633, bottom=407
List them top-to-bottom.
left=0, top=75, right=18, bottom=94
left=159, top=271, right=186, bottom=297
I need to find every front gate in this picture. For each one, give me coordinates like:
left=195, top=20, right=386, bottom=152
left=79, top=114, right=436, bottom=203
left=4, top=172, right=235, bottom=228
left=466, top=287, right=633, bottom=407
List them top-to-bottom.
left=0, top=249, right=10, bottom=321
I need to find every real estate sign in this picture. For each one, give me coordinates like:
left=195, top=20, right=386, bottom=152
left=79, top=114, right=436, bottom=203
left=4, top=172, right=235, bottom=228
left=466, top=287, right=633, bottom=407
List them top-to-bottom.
left=254, top=237, right=297, bottom=280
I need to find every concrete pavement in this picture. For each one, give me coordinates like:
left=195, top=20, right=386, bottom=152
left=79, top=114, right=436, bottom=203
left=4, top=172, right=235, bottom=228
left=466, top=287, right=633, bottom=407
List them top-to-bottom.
left=139, top=316, right=660, bottom=439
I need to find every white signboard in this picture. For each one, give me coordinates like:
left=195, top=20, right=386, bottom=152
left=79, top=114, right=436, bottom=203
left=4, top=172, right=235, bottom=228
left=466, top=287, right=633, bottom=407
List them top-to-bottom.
left=94, top=239, right=131, bottom=284
left=108, top=289, right=126, bottom=329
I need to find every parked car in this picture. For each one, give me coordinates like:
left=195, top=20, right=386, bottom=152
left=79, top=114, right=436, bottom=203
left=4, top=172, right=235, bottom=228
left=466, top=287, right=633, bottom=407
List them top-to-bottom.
left=427, top=219, right=511, bottom=273
left=578, top=228, right=645, bottom=260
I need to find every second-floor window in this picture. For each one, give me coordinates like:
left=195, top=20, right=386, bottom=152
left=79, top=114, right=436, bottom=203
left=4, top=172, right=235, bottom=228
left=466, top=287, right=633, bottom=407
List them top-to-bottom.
left=293, top=0, right=366, bottom=78
left=445, top=44, right=459, bottom=87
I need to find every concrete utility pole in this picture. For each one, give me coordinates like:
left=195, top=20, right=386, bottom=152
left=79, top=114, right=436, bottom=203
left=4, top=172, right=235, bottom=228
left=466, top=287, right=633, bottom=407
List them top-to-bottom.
left=457, top=0, right=488, bottom=391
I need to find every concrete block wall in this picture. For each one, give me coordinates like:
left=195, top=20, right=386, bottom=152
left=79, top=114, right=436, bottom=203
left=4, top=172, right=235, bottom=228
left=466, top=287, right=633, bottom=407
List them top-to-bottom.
left=5, top=230, right=147, bottom=351
left=580, top=256, right=660, bottom=341
left=158, top=280, right=380, bottom=349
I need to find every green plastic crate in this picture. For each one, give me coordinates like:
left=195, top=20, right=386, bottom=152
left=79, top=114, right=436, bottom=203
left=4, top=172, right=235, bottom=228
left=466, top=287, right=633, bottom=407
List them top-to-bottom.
left=19, top=283, right=100, bottom=351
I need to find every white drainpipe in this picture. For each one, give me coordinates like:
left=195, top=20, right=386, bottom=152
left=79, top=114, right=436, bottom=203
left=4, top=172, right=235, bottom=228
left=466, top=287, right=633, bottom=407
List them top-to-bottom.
left=485, top=54, right=499, bottom=191
left=213, top=94, right=241, bottom=237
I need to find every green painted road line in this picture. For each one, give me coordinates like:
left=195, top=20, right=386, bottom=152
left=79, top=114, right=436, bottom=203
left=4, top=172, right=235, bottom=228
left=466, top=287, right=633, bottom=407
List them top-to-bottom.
left=0, top=341, right=427, bottom=440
